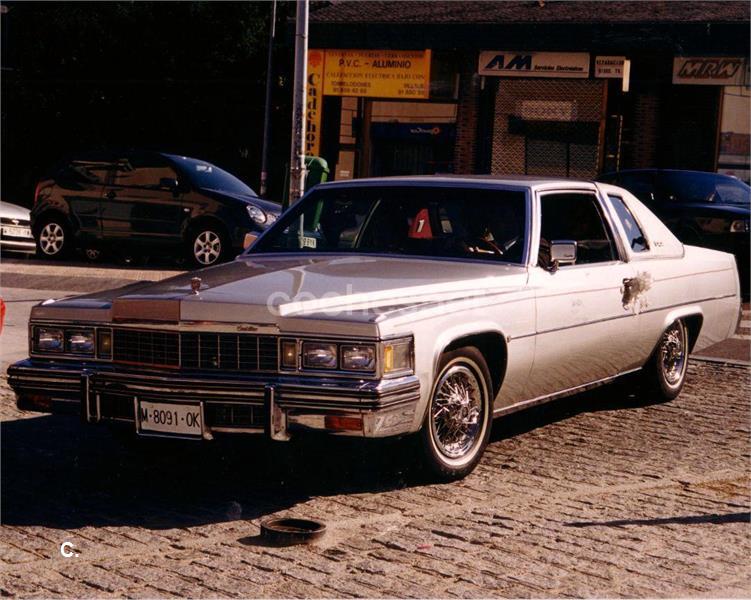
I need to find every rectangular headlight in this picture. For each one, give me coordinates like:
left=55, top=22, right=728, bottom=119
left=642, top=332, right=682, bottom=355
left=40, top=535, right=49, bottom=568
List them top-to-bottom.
left=35, top=327, right=64, bottom=353
left=67, top=329, right=95, bottom=355
left=383, top=338, right=413, bottom=374
left=302, top=341, right=338, bottom=369
left=340, top=344, right=376, bottom=372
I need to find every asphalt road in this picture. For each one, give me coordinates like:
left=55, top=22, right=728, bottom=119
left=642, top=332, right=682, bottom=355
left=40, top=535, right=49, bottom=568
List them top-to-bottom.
left=0, top=255, right=749, bottom=597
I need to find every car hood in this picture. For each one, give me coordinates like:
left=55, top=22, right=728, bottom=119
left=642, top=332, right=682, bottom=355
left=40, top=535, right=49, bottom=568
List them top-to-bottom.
left=199, top=188, right=281, bottom=214
left=0, top=201, right=31, bottom=221
left=32, top=254, right=529, bottom=334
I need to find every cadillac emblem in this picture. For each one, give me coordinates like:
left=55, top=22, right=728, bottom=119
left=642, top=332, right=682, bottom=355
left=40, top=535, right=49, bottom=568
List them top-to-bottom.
left=190, top=277, right=202, bottom=295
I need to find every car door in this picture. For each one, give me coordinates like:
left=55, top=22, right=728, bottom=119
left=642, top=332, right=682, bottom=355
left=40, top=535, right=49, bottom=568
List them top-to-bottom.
left=100, top=152, right=185, bottom=245
left=56, top=153, right=114, bottom=241
left=525, top=189, right=642, bottom=400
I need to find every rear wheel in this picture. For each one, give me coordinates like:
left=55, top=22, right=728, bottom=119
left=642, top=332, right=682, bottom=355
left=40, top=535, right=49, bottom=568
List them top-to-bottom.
left=36, top=216, right=71, bottom=259
left=641, top=319, right=689, bottom=401
left=420, top=346, right=492, bottom=480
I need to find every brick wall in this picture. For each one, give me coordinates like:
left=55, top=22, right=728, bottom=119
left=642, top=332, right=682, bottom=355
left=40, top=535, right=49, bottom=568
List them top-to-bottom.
left=453, top=57, right=481, bottom=174
left=626, top=91, right=660, bottom=168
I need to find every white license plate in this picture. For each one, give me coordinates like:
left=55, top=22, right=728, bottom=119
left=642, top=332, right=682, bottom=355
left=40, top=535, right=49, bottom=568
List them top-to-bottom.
left=2, top=225, right=32, bottom=238
left=138, top=401, right=202, bottom=437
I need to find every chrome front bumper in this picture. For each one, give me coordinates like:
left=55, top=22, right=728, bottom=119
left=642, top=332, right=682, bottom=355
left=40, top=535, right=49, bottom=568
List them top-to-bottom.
left=8, top=359, right=421, bottom=439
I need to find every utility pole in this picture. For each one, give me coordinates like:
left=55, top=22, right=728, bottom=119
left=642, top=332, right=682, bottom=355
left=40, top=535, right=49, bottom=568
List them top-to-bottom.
left=259, top=0, right=276, bottom=198
left=288, top=0, right=309, bottom=205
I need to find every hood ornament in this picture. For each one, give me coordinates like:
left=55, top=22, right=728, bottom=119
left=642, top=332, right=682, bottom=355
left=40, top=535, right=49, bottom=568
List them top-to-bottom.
left=190, top=277, right=202, bottom=295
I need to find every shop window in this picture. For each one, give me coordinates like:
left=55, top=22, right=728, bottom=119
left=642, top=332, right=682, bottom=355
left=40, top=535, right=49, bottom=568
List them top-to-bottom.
left=429, top=51, right=459, bottom=100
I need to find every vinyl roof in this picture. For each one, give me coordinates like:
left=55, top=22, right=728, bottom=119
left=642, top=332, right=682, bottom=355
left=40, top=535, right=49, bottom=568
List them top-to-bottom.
left=317, top=174, right=594, bottom=189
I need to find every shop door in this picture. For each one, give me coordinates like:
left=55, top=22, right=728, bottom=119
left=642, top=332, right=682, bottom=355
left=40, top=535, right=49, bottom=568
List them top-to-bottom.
left=492, top=79, right=606, bottom=179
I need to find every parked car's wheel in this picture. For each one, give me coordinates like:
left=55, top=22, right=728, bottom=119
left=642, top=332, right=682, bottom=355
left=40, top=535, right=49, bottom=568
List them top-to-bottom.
left=35, top=215, right=71, bottom=259
left=188, top=224, right=228, bottom=267
left=83, top=247, right=103, bottom=262
left=641, top=319, right=689, bottom=401
left=420, top=346, right=492, bottom=480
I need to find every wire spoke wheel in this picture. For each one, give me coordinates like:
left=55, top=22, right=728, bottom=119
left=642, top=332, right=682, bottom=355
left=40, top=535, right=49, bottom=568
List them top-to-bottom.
left=39, top=222, right=65, bottom=255
left=193, top=230, right=222, bottom=265
left=659, top=321, right=687, bottom=387
left=430, top=364, right=484, bottom=459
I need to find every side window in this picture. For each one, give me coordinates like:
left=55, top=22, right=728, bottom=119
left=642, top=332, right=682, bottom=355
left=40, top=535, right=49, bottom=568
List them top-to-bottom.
left=112, top=154, right=178, bottom=189
left=57, top=155, right=114, bottom=189
left=538, top=192, right=617, bottom=267
left=608, top=194, right=649, bottom=252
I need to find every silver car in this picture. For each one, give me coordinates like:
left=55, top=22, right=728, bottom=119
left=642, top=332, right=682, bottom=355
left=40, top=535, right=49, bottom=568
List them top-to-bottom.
left=7, top=177, right=741, bottom=479
left=0, top=201, right=35, bottom=254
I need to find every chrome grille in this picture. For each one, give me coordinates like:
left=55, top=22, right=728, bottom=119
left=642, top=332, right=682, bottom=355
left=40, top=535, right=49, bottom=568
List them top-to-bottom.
left=1, top=217, right=30, bottom=226
left=111, top=328, right=278, bottom=372
left=112, top=329, right=180, bottom=367
left=205, top=403, right=264, bottom=429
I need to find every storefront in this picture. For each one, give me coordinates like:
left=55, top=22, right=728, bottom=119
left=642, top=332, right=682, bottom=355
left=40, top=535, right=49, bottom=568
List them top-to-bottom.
left=308, top=1, right=749, bottom=182
left=305, top=48, right=460, bottom=180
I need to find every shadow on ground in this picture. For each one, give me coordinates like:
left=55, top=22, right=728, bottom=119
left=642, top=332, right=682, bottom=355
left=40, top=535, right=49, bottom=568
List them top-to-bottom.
left=1, top=378, right=656, bottom=531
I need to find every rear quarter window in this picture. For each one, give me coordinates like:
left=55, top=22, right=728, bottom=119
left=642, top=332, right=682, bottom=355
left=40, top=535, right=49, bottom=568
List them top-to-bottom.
left=608, top=194, right=649, bottom=252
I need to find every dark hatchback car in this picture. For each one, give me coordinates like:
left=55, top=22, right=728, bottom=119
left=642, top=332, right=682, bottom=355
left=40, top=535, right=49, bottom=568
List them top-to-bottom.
left=32, top=151, right=280, bottom=266
left=598, top=169, right=749, bottom=292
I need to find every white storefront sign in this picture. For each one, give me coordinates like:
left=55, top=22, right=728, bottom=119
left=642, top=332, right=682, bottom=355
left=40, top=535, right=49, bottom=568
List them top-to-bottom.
left=478, top=51, right=590, bottom=78
left=595, top=56, right=626, bottom=78
left=672, top=57, right=747, bottom=86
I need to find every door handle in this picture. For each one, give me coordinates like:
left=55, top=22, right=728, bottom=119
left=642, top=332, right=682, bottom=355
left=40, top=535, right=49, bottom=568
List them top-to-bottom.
left=106, top=190, right=116, bottom=200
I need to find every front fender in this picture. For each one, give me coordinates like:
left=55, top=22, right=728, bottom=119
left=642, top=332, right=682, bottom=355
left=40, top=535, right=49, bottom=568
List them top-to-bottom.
left=430, top=321, right=507, bottom=381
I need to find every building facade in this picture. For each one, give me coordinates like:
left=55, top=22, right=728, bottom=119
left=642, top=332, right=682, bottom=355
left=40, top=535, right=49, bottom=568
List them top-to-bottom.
left=307, top=1, right=750, bottom=182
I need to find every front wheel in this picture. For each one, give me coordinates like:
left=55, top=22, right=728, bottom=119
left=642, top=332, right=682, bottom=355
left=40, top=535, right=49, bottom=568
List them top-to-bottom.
left=36, top=217, right=71, bottom=259
left=188, top=225, right=227, bottom=267
left=641, top=320, right=689, bottom=401
left=420, top=347, right=492, bottom=480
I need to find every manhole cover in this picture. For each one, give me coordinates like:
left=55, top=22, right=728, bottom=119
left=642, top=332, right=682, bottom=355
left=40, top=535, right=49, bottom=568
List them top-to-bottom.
left=260, top=518, right=326, bottom=546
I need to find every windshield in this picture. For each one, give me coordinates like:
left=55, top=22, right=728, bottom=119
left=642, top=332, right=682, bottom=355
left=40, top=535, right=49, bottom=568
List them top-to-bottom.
left=167, top=155, right=258, bottom=196
left=660, top=172, right=750, bottom=205
left=251, top=185, right=528, bottom=264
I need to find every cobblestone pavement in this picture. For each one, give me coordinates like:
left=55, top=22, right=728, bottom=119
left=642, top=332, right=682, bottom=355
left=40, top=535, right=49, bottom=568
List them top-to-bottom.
left=1, top=361, right=749, bottom=598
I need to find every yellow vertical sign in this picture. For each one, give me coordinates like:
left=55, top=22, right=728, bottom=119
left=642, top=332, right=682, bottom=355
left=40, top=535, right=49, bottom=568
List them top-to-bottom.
left=306, top=50, right=325, bottom=157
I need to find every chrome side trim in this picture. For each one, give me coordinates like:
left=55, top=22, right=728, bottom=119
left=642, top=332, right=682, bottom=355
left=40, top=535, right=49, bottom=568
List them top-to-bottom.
left=509, top=293, right=738, bottom=341
left=494, top=368, right=641, bottom=417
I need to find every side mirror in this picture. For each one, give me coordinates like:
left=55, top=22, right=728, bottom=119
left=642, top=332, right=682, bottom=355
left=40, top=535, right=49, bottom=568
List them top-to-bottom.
left=548, top=240, right=577, bottom=273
